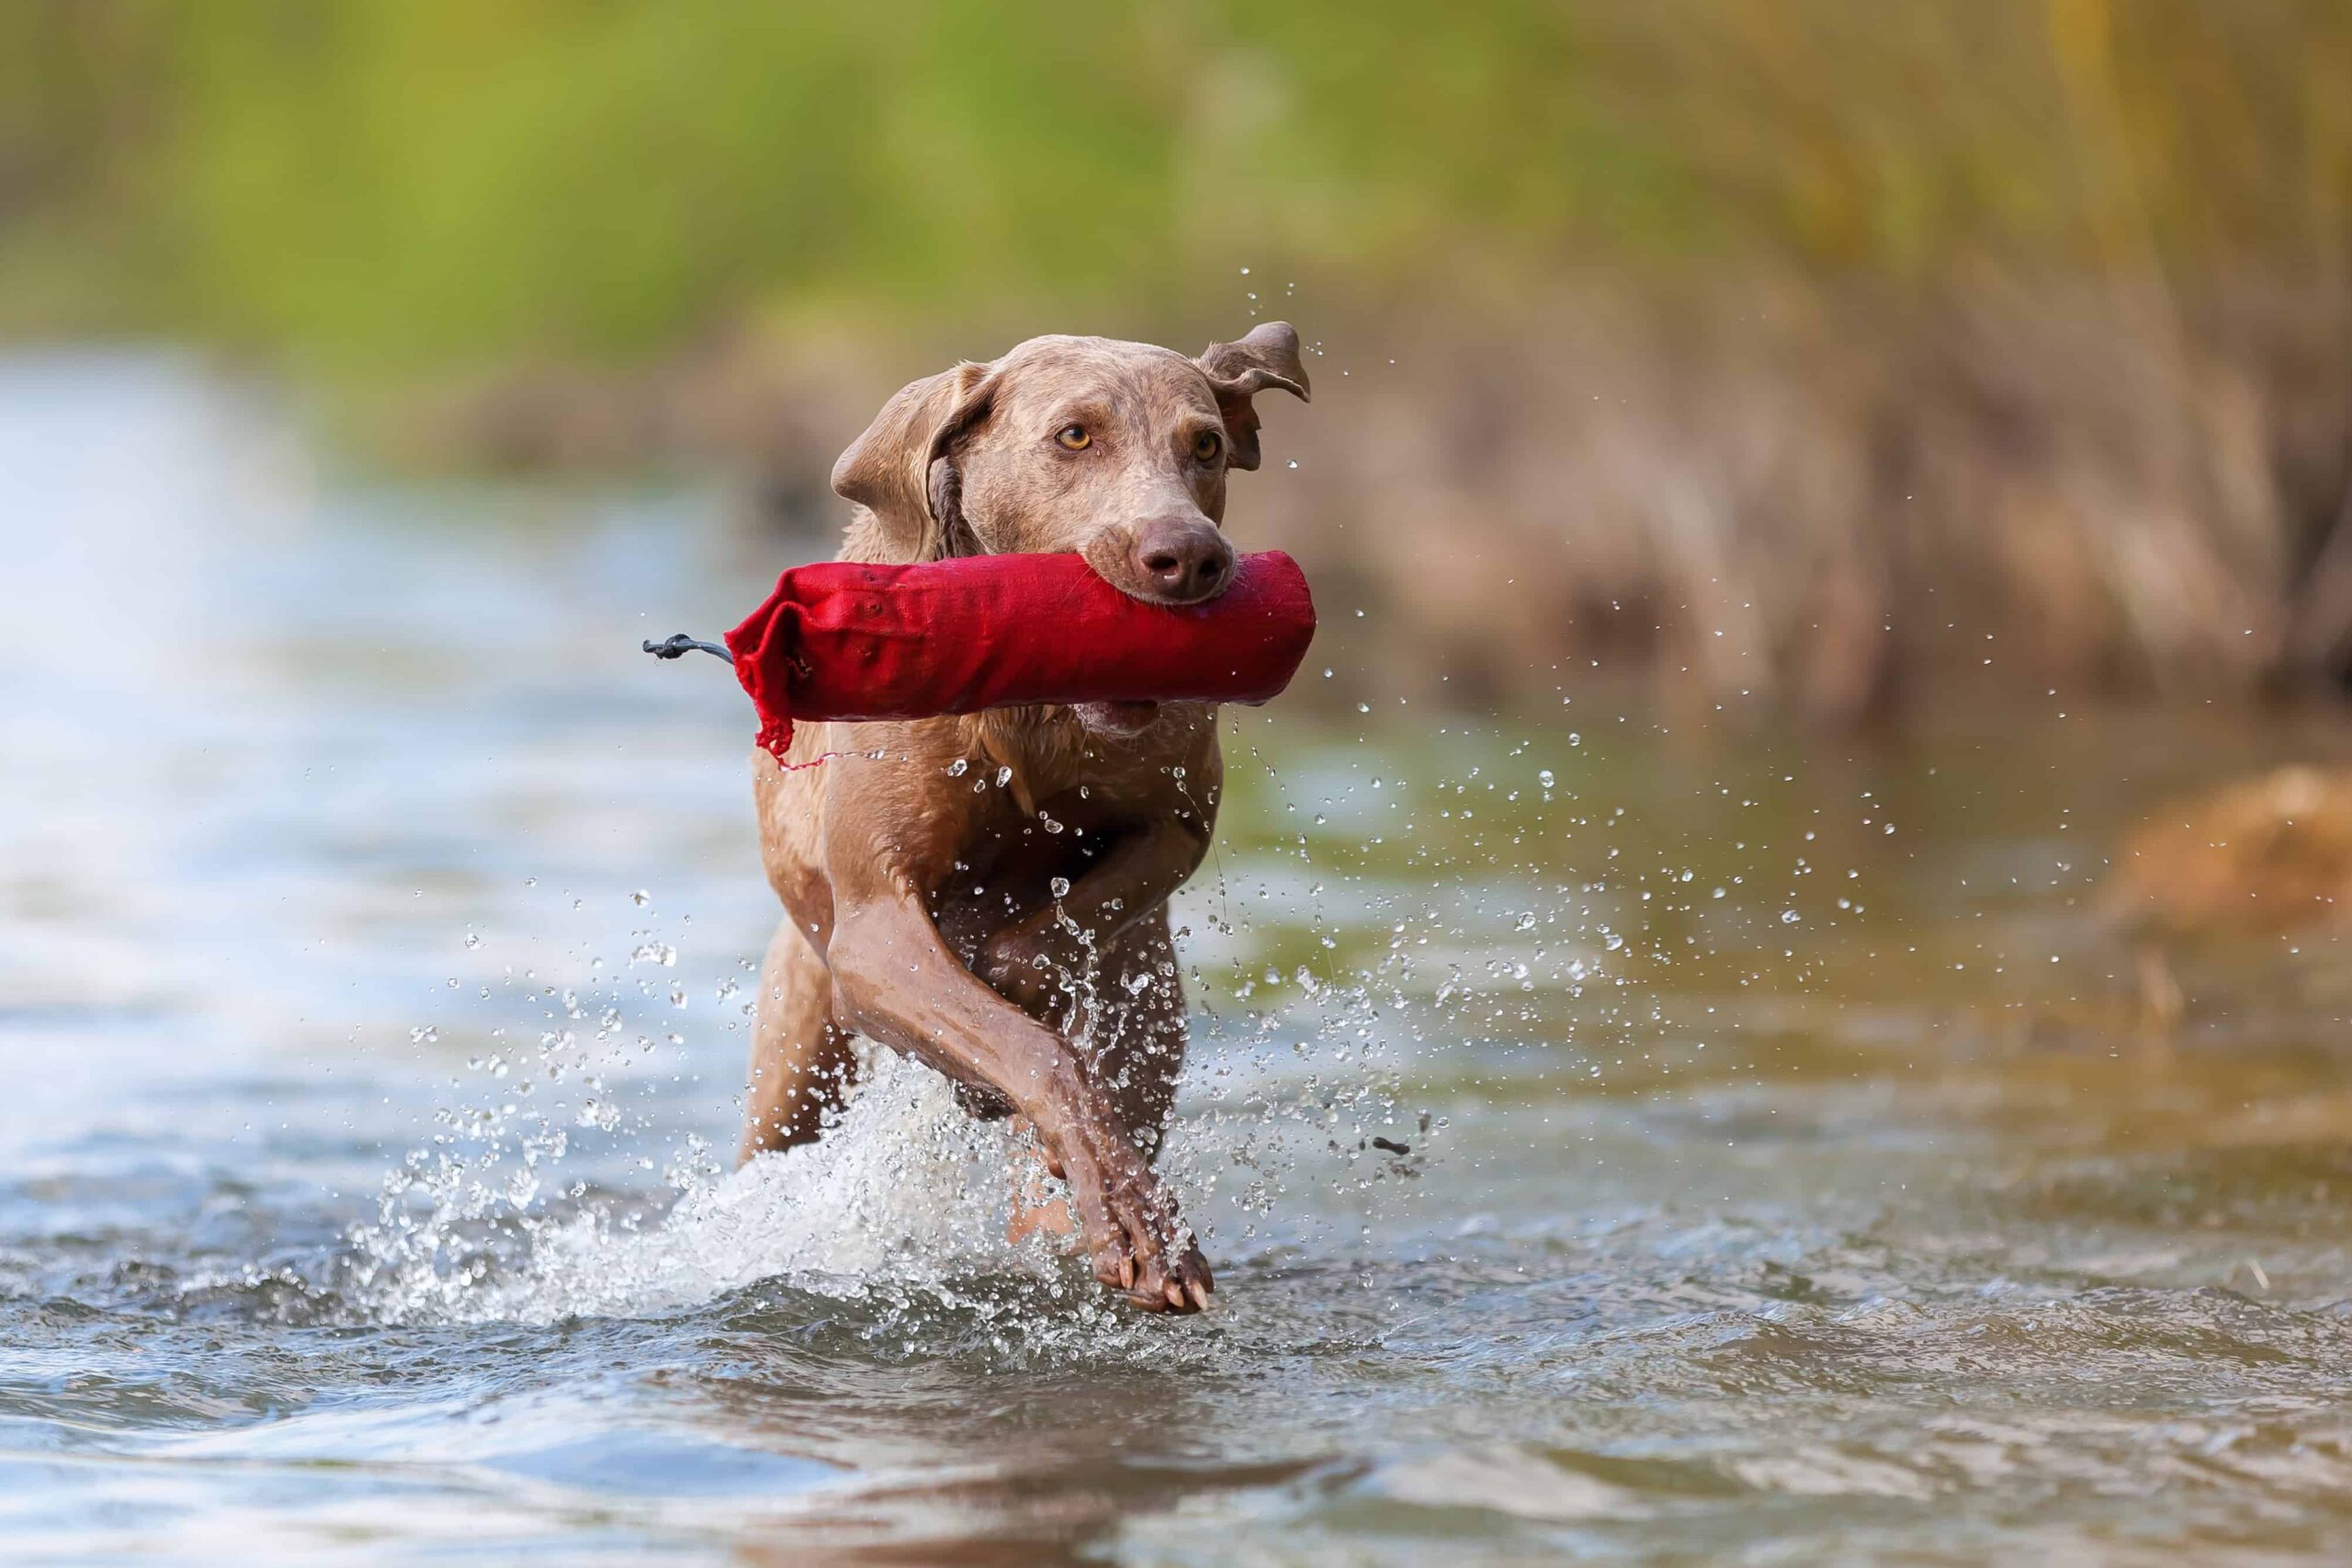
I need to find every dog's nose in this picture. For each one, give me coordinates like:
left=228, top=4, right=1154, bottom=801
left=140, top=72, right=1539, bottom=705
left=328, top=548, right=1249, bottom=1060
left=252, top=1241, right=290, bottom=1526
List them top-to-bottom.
left=1132, top=517, right=1234, bottom=604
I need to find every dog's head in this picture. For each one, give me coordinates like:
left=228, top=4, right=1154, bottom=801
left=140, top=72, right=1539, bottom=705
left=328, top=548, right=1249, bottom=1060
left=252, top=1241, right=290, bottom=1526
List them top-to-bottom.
left=831, top=323, right=1309, bottom=605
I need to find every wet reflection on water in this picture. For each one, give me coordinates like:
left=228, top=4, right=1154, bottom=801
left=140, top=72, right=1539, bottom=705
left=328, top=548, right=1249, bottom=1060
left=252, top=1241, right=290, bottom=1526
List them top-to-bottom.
left=5, top=355, right=2352, bottom=1563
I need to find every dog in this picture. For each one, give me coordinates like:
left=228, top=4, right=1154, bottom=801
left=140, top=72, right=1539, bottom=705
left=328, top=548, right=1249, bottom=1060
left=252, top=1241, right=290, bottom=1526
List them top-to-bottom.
left=740, top=322, right=1308, bottom=1313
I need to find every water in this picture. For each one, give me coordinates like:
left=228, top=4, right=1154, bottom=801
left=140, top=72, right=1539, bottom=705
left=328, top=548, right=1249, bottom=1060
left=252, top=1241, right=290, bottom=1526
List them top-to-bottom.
left=6, top=355, right=2352, bottom=1564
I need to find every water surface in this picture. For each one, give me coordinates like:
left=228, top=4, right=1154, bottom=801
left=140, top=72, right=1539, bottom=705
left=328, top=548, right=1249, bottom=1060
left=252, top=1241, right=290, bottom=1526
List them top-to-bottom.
left=6, top=355, right=2352, bottom=1564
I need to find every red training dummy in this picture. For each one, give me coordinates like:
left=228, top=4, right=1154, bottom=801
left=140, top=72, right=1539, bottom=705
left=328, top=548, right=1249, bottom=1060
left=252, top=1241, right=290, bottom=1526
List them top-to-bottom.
left=713, top=550, right=1316, bottom=760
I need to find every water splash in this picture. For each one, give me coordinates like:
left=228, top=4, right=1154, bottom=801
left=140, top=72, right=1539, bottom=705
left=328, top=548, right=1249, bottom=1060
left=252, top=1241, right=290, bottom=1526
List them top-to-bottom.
left=333, top=730, right=1442, bottom=1334
left=347, top=1047, right=1035, bottom=1326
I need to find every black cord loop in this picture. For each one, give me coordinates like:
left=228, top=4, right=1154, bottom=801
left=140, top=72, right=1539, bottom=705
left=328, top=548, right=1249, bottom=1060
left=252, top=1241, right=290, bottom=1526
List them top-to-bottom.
left=642, top=634, right=733, bottom=664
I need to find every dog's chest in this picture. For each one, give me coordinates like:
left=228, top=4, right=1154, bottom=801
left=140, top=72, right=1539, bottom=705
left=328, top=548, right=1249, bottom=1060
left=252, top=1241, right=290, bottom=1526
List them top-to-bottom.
left=937, top=739, right=1217, bottom=931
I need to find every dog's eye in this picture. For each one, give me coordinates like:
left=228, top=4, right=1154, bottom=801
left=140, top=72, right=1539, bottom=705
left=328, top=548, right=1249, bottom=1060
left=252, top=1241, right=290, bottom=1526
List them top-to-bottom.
left=1056, top=424, right=1091, bottom=451
left=1192, top=430, right=1223, bottom=463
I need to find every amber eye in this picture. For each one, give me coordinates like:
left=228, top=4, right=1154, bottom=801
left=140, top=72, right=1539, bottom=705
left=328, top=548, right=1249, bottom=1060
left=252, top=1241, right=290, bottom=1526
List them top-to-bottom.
left=1056, top=424, right=1091, bottom=451
left=1192, top=429, right=1223, bottom=463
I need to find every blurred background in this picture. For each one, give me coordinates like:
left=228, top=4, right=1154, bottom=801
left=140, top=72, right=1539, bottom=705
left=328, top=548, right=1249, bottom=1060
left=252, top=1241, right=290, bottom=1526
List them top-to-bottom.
left=12, top=0, right=2352, bottom=725
left=10, top=5, right=2352, bottom=1562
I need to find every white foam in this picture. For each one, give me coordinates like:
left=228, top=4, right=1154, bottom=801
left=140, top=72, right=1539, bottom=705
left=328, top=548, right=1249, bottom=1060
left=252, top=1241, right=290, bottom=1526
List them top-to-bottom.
left=354, top=1048, right=1034, bottom=1326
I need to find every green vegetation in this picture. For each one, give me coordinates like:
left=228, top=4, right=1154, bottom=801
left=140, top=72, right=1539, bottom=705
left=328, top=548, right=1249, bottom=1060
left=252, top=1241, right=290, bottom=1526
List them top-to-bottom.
left=6, top=0, right=2348, bottom=367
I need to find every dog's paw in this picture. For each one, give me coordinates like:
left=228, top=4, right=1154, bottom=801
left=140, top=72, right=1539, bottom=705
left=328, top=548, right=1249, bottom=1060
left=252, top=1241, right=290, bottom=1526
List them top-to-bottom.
left=1046, top=1117, right=1213, bottom=1314
left=1092, top=1180, right=1214, bottom=1314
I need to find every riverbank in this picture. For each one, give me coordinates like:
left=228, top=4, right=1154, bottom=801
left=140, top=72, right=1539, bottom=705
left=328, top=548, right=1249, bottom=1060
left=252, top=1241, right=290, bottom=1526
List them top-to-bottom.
left=362, top=271, right=2352, bottom=730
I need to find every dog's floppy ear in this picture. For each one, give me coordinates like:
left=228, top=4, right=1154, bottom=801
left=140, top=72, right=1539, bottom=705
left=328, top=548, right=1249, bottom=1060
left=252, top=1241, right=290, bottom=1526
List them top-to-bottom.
left=1197, top=321, right=1310, bottom=472
left=831, top=360, right=996, bottom=560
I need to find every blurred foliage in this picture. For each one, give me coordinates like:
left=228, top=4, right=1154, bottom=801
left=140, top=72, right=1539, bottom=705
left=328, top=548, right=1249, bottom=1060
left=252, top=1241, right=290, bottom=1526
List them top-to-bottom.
left=3, top=0, right=2350, bottom=367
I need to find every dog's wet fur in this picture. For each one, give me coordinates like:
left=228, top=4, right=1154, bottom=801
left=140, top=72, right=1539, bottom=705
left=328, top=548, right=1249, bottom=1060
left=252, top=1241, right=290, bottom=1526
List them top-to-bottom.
left=741, top=323, right=1308, bottom=1312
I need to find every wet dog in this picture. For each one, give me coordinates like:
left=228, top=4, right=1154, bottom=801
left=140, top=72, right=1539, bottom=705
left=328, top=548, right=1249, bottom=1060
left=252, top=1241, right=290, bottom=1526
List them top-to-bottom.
left=739, top=323, right=1308, bottom=1312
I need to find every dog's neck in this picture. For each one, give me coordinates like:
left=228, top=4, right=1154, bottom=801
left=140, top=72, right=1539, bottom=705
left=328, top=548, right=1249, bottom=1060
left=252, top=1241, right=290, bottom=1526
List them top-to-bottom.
left=834, top=514, right=1110, bottom=814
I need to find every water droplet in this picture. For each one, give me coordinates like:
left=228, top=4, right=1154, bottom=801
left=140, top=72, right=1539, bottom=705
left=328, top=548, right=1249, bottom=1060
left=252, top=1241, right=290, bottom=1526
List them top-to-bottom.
left=947, top=758, right=968, bottom=777
left=996, top=766, right=1012, bottom=787
left=1537, top=769, right=1555, bottom=788
left=1049, top=876, right=1072, bottom=898
left=631, top=889, right=650, bottom=907
left=1780, top=910, right=1801, bottom=924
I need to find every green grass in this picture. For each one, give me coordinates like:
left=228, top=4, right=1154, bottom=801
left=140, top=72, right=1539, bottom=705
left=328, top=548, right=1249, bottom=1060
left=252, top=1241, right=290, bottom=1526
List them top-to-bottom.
left=5, top=0, right=2349, bottom=367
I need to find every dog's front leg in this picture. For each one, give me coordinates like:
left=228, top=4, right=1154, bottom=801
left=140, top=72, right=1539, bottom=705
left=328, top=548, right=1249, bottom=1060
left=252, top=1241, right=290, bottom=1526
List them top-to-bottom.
left=979, top=814, right=1212, bottom=1013
left=826, top=886, right=1212, bottom=1313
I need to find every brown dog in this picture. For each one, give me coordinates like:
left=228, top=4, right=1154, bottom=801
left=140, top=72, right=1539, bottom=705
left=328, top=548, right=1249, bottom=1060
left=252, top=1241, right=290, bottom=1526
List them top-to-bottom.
left=740, top=323, right=1308, bottom=1313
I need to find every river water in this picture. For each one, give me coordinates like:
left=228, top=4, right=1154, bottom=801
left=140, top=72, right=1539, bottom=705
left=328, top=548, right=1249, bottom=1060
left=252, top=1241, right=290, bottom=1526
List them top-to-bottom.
left=6, top=355, right=2352, bottom=1564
